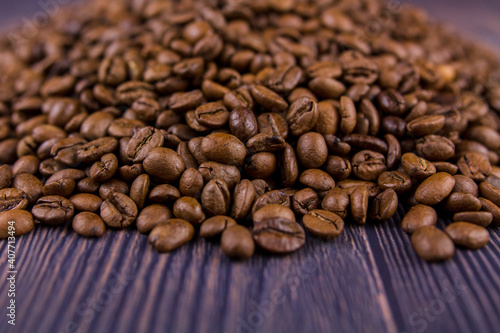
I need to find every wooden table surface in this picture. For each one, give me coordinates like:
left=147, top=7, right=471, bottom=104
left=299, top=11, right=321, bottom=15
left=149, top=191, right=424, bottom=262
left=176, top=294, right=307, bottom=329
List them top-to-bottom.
left=1, top=1, right=500, bottom=333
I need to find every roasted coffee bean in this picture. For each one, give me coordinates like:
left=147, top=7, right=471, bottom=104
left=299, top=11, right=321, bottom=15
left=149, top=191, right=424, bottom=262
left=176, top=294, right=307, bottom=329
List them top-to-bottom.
left=266, top=65, right=302, bottom=93
left=309, top=77, right=346, bottom=100
left=250, top=85, right=288, bottom=112
left=223, top=87, right=254, bottom=110
left=377, top=90, right=406, bottom=115
left=339, top=96, right=357, bottom=135
left=285, top=97, right=318, bottom=136
left=314, top=101, right=338, bottom=136
left=194, top=102, right=229, bottom=129
left=229, top=107, right=258, bottom=142
left=80, top=111, right=114, bottom=141
left=257, top=112, right=288, bottom=139
left=406, top=115, right=445, bottom=137
left=126, top=127, right=164, bottom=163
left=296, top=132, right=328, bottom=168
left=201, top=133, right=246, bottom=166
left=246, top=133, right=286, bottom=153
left=385, top=134, right=401, bottom=169
left=416, top=135, right=455, bottom=161
left=77, top=137, right=118, bottom=164
left=278, top=143, right=299, bottom=187
left=143, top=147, right=185, bottom=182
left=352, top=150, right=387, bottom=181
left=245, top=152, right=277, bottom=179
left=457, top=152, right=491, bottom=182
left=89, top=153, right=118, bottom=183
left=401, top=153, right=436, bottom=180
left=12, top=156, right=39, bottom=176
left=324, top=156, right=352, bottom=181
left=198, top=161, right=241, bottom=189
left=432, top=162, right=458, bottom=175
left=0, top=165, right=12, bottom=189
left=179, top=168, right=204, bottom=198
left=299, top=169, right=335, bottom=192
left=377, top=171, right=412, bottom=194
left=414, top=172, right=455, bottom=205
left=12, top=174, right=43, bottom=205
left=130, top=174, right=150, bottom=210
left=452, top=175, right=478, bottom=196
left=76, top=177, right=100, bottom=194
left=43, top=178, right=75, bottom=197
left=99, top=179, right=130, bottom=200
left=202, top=179, right=231, bottom=216
left=231, top=179, right=256, bottom=220
left=337, top=180, right=381, bottom=198
left=148, top=184, right=181, bottom=204
left=350, top=186, right=369, bottom=224
left=292, top=188, right=320, bottom=215
left=322, top=188, right=350, bottom=219
left=369, top=189, right=398, bottom=221
left=252, top=190, right=292, bottom=215
left=444, top=192, right=481, bottom=212
left=69, top=193, right=102, bottom=213
left=100, top=193, right=138, bottom=229
left=32, top=195, right=74, bottom=225
left=173, top=197, right=205, bottom=225
left=479, top=198, right=500, bottom=226
left=136, top=204, right=173, bottom=234
left=253, top=204, right=295, bottom=224
left=401, top=205, right=438, bottom=234
left=0, top=209, right=34, bottom=238
left=303, top=209, right=344, bottom=240
left=453, top=211, right=493, bottom=227
left=72, top=212, right=106, bottom=237
left=200, top=215, right=237, bottom=238
left=253, top=217, right=305, bottom=254
left=148, top=219, right=194, bottom=252
left=445, top=222, right=489, bottom=250
left=221, top=225, right=255, bottom=260
left=411, top=226, right=455, bottom=262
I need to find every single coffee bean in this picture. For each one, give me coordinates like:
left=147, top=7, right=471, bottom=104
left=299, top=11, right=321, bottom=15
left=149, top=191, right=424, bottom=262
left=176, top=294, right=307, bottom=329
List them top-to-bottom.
left=250, top=85, right=288, bottom=112
left=376, top=89, right=406, bottom=115
left=339, top=96, right=357, bottom=135
left=285, top=97, right=319, bottom=136
left=314, top=101, right=338, bottom=135
left=195, top=102, right=229, bottom=128
left=229, top=106, right=258, bottom=142
left=257, top=112, right=289, bottom=139
left=406, top=115, right=445, bottom=137
left=126, top=127, right=164, bottom=163
left=296, top=132, right=328, bottom=169
left=201, top=133, right=246, bottom=166
left=246, top=133, right=286, bottom=153
left=343, top=134, right=388, bottom=153
left=385, top=134, right=401, bottom=169
left=416, top=135, right=455, bottom=161
left=77, top=137, right=118, bottom=164
left=278, top=143, right=299, bottom=187
left=143, top=147, right=185, bottom=182
left=352, top=150, right=387, bottom=181
left=244, top=152, right=277, bottom=179
left=457, top=152, right=492, bottom=182
left=89, top=153, right=118, bottom=182
left=401, top=153, right=436, bottom=180
left=12, top=155, right=39, bottom=176
left=324, top=156, right=352, bottom=181
left=198, top=161, right=241, bottom=189
left=432, top=162, right=458, bottom=175
left=0, top=165, right=12, bottom=189
left=179, top=168, right=204, bottom=198
left=299, top=169, right=335, bottom=192
left=377, top=171, right=412, bottom=194
left=414, top=172, right=455, bottom=205
left=12, top=173, right=43, bottom=205
left=130, top=174, right=150, bottom=210
left=452, top=175, right=478, bottom=196
left=76, top=177, right=100, bottom=194
left=43, top=178, right=75, bottom=197
left=99, top=179, right=130, bottom=200
left=201, top=179, right=231, bottom=216
left=231, top=179, right=256, bottom=220
left=252, top=179, right=272, bottom=197
left=337, top=180, right=381, bottom=198
left=148, top=184, right=181, bottom=204
left=350, top=186, right=369, bottom=224
left=292, top=188, right=320, bottom=215
left=321, top=188, right=350, bottom=218
left=369, top=189, right=398, bottom=221
left=252, top=190, right=292, bottom=215
left=444, top=192, right=481, bottom=212
left=69, top=193, right=102, bottom=213
left=100, top=193, right=138, bottom=229
left=32, top=195, right=74, bottom=225
left=173, top=197, right=206, bottom=225
left=479, top=198, right=500, bottom=226
left=136, top=204, right=173, bottom=234
left=253, top=204, right=295, bottom=224
left=401, top=205, right=437, bottom=234
left=0, top=209, right=34, bottom=238
left=303, top=209, right=344, bottom=240
left=453, top=211, right=493, bottom=227
left=72, top=212, right=106, bottom=237
left=200, top=215, right=237, bottom=238
left=253, top=217, right=306, bottom=254
left=148, top=219, right=194, bottom=252
left=445, top=222, right=489, bottom=250
left=221, top=225, right=255, bottom=260
left=411, top=226, right=455, bottom=262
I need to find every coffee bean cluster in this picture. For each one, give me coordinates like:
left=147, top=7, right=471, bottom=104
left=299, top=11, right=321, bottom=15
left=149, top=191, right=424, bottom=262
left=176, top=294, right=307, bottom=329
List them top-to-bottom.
left=1, top=0, right=500, bottom=262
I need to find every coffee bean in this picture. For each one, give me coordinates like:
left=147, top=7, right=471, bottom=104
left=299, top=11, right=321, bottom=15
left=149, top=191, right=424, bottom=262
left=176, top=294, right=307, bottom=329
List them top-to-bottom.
left=250, top=85, right=288, bottom=112
left=377, top=89, right=406, bottom=115
left=285, top=97, right=318, bottom=136
left=314, top=101, right=339, bottom=136
left=195, top=102, right=229, bottom=128
left=229, top=107, right=258, bottom=142
left=257, top=112, right=289, bottom=139
left=406, top=115, right=445, bottom=136
left=126, top=127, right=164, bottom=163
left=296, top=132, right=328, bottom=168
left=201, top=133, right=246, bottom=166
left=246, top=133, right=286, bottom=153
left=385, top=134, right=401, bottom=169
left=416, top=135, right=455, bottom=161
left=77, top=137, right=118, bottom=164
left=278, top=143, right=299, bottom=187
left=143, top=147, right=185, bottom=182
left=352, top=150, right=387, bottom=181
left=245, top=152, right=277, bottom=179
left=457, top=152, right=491, bottom=182
left=89, top=153, right=118, bottom=183
left=401, top=153, right=436, bottom=180
left=12, top=156, right=39, bottom=176
left=324, top=156, right=352, bottom=181
left=198, top=161, right=241, bottom=189
left=433, top=161, right=459, bottom=175
left=0, top=165, right=12, bottom=189
left=179, top=168, right=204, bottom=198
left=299, top=169, right=335, bottom=192
left=377, top=171, right=412, bottom=194
left=414, top=172, right=455, bottom=205
left=12, top=173, right=43, bottom=205
left=130, top=174, right=150, bottom=210
left=452, top=175, right=478, bottom=196
left=43, top=178, right=75, bottom=197
left=99, top=179, right=130, bottom=200
left=201, top=179, right=231, bottom=216
left=231, top=179, right=256, bottom=220
left=148, top=184, right=181, bottom=204
left=350, top=186, right=369, bottom=224
left=292, top=188, right=320, bottom=215
left=321, top=188, right=350, bottom=218
left=369, top=189, right=398, bottom=221
left=252, top=190, right=292, bottom=215
left=444, top=192, right=481, bottom=212
left=69, top=193, right=102, bottom=213
left=100, top=193, right=138, bottom=228
left=32, top=195, right=74, bottom=225
left=173, top=197, right=205, bottom=225
left=479, top=198, right=500, bottom=226
left=136, top=204, right=173, bottom=234
left=253, top=204, right=295, bottom=224
left=401, top=205, right=437, bottom=234
left=0, top=209, right=34, bottom=239
left=303, top=209, right=344, bottom=240
left=453, top=211, right=493, bottom=227
left=72, top=212, right=106, bottom=237
left=200, top=215, right=237, bottom=238
left=253, top=217, right=305, bottom=254
left=148, top=219, right=194, bottom=252
left=445, top=222, right=489, bottom=250
left=221, top=225, right=255, bottom=260
left=411, top=226, right=455, bottom=261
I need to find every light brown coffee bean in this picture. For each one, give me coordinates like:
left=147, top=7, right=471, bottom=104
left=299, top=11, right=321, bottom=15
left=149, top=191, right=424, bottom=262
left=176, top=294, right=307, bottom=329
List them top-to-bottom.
left=296, top=132, right=328, bottom=168
left=201, top=133, right=246, bottom=166
left=143, top=147, right=185, bottom=182
left=401, top=153, right=436, bottom=180
left=414, top=172, right=455, bottom=205
left=201, top=179, right=231, bottom=216
left=350, top=186, right=369, bottom=224
left=292, top=188, right=320, bottom=215
left=369, top=189, right=398, bottom=221
left=69, top=193, right=102, bottom=213
left=100, top=193, right=138, bottom=228
left=32, top=195, right=74, bottom=225
left=173, top=197, right=206, bottom=225
left=136, top=204, right=173, bottom=234
left=253, top=204, right=295, bottom=224
left=402, top=205, right=437, bottom=234
left=0, top=209, right=34, bottom=239
left=303, top=209, right=344, bottom=240
left=453, top=211, right=493, bottom=227
left=72, top=212, right=106, bottom=237
left=200, top=215, right=237, bottom=238
left=252, top=217, right=305, bottom=254
left=149, top=219, right=194, bottom=252
left=445, top=222, right=489, bottom=250
left=221, top=225, right=255, bottom=260
left=411, top=226, right=455, bottom=262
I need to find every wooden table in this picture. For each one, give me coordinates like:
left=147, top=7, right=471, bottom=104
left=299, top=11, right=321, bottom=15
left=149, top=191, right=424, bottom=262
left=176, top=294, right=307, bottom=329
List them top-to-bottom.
left=1, top=1, right=500, bottom=333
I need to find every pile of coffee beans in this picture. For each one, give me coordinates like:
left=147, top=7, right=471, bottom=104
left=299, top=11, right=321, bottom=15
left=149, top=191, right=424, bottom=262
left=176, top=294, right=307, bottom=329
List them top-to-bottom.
left=1, top=0, right=500, bottom=262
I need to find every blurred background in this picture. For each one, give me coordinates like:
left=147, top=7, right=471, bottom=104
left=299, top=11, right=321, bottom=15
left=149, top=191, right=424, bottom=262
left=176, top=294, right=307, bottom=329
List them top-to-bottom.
left=0, top=0, right=499, bottom=52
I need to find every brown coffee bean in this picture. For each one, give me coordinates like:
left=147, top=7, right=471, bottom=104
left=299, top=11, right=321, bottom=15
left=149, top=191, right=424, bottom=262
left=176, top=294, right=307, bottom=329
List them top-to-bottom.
left=266, top=65, right=302, bottom=93
left=309, top=77, right=346, bottom=99
left=116, top=81, right=156, bottom=105
left=250, top=85, right=288, bottom=112
left=224, top=87, right=254, bottom=110
left=377, top=89, right=406, bottom=115
left=339, top=96, right=357, bottom=135
left=131, top=97, right=161, bottom=122
left=285, top=97, right=318, bottom=136
left=314, top=101, right=339, bottom=136
left=194, top=102, right=229, bottom=129
left=229, top=107, right=258, bottom=142
left=80, top=111, right=115, bottom=141
left=257, top=112, right=289, bottom=139
left=406, top=115, right=445, bottom=136
left=126, top=127, right=164, bottom=163
left=297, top=132, right=328, bottom=168
left=201, top=133, right=246, bottom=166
left=246, top=133, right=286, bottom=153
left=385, top=134, right=401, bottom=169
left=416, top=135, right=455, bottom=161
left=77, top=137, right=118, bottom=164
left=278, top=143, right=299, bottom=187
left=143, top=147, right=185, bottom=182
left=352, top=150, right=387, bottom=181
left=245, top=152, right=277, bottom=179
left=457, top=152, right=491, bottom=182
left=89, top=153, right=118, bottom=183
left=401, top=153, right=436, bottom=180
left=12, top=156, right=39, bottom=176
left=324, top=156, right=352, bottom=181
left=198, top=161, right=241, bottom=189
left=432, top=162, right=458, bottom=175
left=0, top=165, right=12, bottom=189
left=179, top=168, right=204, bottom=198
left=299, top=169, right=335, bottom=192
left=377, top=171, right=412, bottom=194
left=414, top=172, right=455, bottom=205
left=12, top=173, right=43, bottom=205
left=130, top=174, right=150, bottom=210
left=452, top=175, right=478, bottom=196
left=76, top=177, right=100, bottom=194
left=43, top=178, right=75, bottom=197
left=99, top=179, right=130, bottom=200
left=202, top=179, right=231, bottom=216
left=231, top=179, right=256, bottom=220
left=148, top=184, right=181, bottom=204
left=350, top=186, right=369, bottom=224
left=0, top=188, right=28, bottom=212
left=292, top=188, right=320, bottom=215
left=321, top=188, right=349, bottom=218
left=369, top=189, right=398, bottom=221
left=252, top=190, right=292, bottom=215
left=444, top=192, right=481, bottom=212
left=69, top=193, right=102, bottom=213
left=100, top=193, right=138, bottom=229
left=32, top=195, right=74, bottom=225
left=173, top=197, right=206, bottom=225
left=479, top=198, right=500, bottom=226
left=136, top=204, right=173, bottom=234
left=253, top=204, right=295, bottom=224
left=401, top=205, right=437, bottom=234
left=0, top=209, right=34, bottom=238
left=303, top=209, right=344, bottom=240
left=453, top=211, right=493, bottom=227
left=72, top=212, right=106, bottom=237
left=200, top=215, right=237, bottom=238
left=253, top=217, right=305, bottom=254
left=148, top=219, right=194, bottom=252
left=445, top=222, right=489, bottom=250
left=221, top=225, right=255, bottom=260
left=411, top=226, right=455, bottom=262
